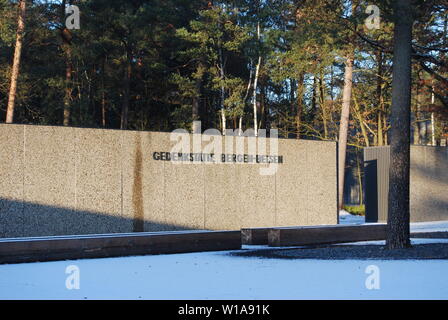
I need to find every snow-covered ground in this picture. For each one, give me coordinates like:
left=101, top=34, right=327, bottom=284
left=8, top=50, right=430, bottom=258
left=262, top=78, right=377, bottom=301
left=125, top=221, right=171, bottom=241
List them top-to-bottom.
left=339, top=210, right=365, bottom=224
left=0, top=218, right=447, bottom=300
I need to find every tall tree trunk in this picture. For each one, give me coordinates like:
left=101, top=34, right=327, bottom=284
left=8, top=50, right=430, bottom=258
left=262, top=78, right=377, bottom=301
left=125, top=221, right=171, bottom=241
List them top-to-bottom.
left=5, top=0, right=26, bottom=124
left=61, top=0, right=73, bottom=126
left=338, top=0, right=357, bottom=210
left=387, top=0, right=413, bottom=249
left=253, top=21, right=262, bottom=137
left=62, top=44, right=73, bottom=126
left=218, top=46, right=226, bottom=135
left=120, top=49, right=131, bottom=130
left=376, top=50, right=384, bottom=146
left=253, top=55, right=261, bottom=136
left=337, top=56, right=354, bottom=210
left=101, top=57, right=107, bottom=128
left=192, top=62, right=204, bottom=134
left=239, top=63, right=253, bottom=135
left=330, top=64, right=335, bottom=101
left=296, top=73, right=305, bottom=139
left=319, top=73, right=328, bottom=139
left=311, top=75, right=317, bottom=115
left=289, top=79, right=295, bottom=136
left=290, top=79, right=296, bottom=112
left=414, top=80, right=424, bottom=145
left=430, top=83, right=436, bottom=146
left=262, top=85, right=270, bottom=132
left=101, top=90, right=106, bottom=127
left=192, top=92, right=200, bottom=133
left=353, top=95, right=370, bottom=147
left=377, top=111, right=383, bottom=145
left=431, top=112, right=436, bottom=145
left=238, top=116, right=243, bottom=135
left=412, top=118, right=419, bottom=145
left=356, top=150, right=363, bottom=205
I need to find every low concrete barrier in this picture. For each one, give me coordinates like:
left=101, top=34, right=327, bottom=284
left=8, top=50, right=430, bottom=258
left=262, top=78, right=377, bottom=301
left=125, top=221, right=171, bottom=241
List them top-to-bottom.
left=268, top=224, right=387, bottom=247
left=241, top=227, right=271, bottom=245
left=0, top=230, right=241, bottom=264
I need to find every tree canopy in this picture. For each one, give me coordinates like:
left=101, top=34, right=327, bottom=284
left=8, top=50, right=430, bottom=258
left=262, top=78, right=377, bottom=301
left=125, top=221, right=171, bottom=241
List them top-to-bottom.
left=0, top=0, right=447, bottom=146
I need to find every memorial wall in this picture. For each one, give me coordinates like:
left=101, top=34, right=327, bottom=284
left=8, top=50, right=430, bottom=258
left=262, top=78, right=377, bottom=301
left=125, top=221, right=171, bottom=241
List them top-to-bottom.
left=0, top=124, right=338, bottom=238
left=364, top=146, right=448, bottom=222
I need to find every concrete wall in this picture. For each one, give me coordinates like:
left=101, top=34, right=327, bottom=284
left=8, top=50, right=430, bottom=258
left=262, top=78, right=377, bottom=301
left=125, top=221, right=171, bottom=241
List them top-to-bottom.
left=0, top=124, right=338, bottom=238
left=364, top=146, right=448, bottom=222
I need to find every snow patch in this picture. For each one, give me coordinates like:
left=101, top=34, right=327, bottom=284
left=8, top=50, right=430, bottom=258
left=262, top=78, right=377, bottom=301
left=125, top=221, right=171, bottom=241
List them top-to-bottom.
left=339, top=210, right=365, bottom=225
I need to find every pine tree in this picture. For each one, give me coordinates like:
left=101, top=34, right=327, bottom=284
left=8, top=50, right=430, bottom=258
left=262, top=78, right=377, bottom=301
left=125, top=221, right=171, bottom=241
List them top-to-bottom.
left=5, top=0, right=26, bottom=123
left=387, top=0, right=414, bottom=249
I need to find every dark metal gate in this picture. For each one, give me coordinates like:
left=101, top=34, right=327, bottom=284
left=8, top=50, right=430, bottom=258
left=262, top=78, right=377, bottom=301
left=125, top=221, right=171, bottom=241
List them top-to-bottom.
left=364, top=160, right=378, bottom=223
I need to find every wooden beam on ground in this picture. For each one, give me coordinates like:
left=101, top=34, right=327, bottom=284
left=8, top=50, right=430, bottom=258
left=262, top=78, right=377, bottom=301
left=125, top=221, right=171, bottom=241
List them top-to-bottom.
left=268, top=224, right=387, bottom=247
left=241, top=228, right=271, bottom=245
left=0, top=230, right=241, bottom=264
left=410, top=231, right=448, bottom=239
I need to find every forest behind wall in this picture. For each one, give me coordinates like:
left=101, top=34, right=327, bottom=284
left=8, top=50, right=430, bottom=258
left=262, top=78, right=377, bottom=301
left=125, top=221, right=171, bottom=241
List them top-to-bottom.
left=1, top=0, right=447, bottom=206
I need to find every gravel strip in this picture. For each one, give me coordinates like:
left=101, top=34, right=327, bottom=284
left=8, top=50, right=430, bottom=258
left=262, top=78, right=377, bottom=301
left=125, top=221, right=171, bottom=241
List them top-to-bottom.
left=231, top=243, right=448, bottom=260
